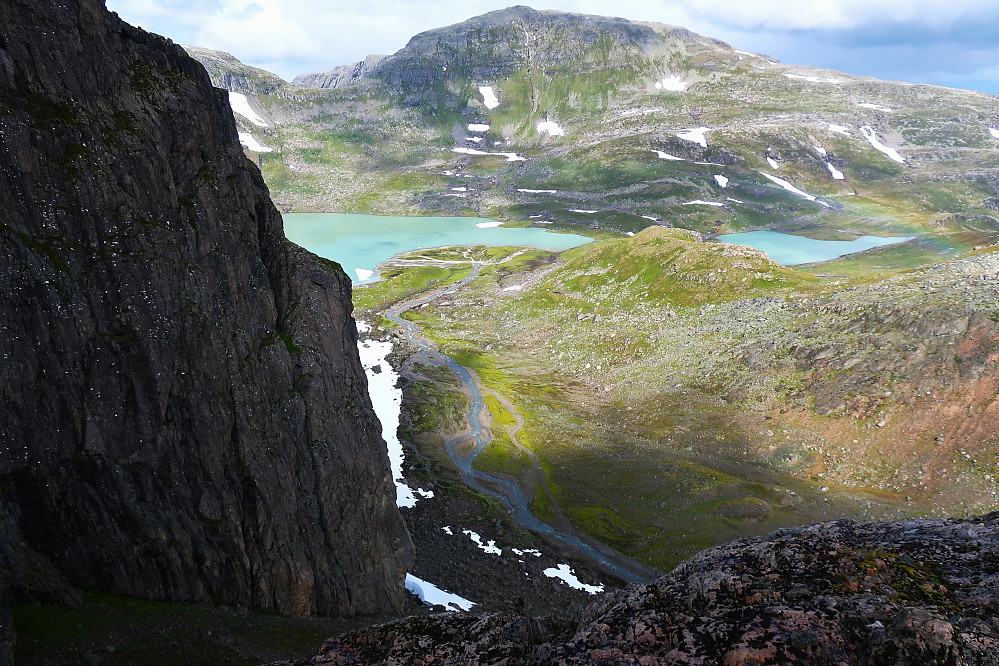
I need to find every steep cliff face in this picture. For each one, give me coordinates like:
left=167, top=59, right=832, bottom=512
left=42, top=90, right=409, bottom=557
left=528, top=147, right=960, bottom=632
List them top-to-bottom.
left=0, top=0, right=411, bottom=617
left=292, top=55, right=388, bottom=90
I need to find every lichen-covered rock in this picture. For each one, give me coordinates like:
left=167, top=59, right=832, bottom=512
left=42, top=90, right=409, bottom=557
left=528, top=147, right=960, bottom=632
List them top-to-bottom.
left=0, top=0, right=411, bottom=617
left=282, top=514, right=999, bottom=664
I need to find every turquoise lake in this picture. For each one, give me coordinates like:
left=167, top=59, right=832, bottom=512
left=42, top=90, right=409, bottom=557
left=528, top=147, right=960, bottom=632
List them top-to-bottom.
left=283, top=213, right=592, bottom=283
left=716, top=230, right=914, bottom=266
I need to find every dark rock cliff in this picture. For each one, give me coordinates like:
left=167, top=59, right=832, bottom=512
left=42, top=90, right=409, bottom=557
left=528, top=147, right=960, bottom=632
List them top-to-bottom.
left=0, top=0, right=411, bottom=618
left=277, top=514, right=999, bottom=665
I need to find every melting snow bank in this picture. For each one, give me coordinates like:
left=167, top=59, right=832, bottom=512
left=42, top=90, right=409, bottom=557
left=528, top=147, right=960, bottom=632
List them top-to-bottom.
left=784, top=73, right=842, bottom=84
left=655, top=76, right=687, bottom=92
left=478, top=86, right=499, bottom=109
left=228, top=92, right=267, bottom=127
left=858, top=103, right=893, bottom=112
left=537, top=119, right=565, bottom=136
left=824, top=122, right=851, bottom=136
left=468, top=123, right=490, bottom=131
left=860, top=126, right=905, bottom=163
left=676, top=127, right=709, bottom=148
left=237, top=132, right=273, bottom=153
left=453, top=147, right=524, bottom=162
left=652, top=150, right=684, bottom=161
left=766, top=156, right=780, bottom=169
left=827, top=162, right=845, bottom=180
left=760, top=172, right=831, bottom=207
left=714, top=175, right=729, bottom=188
left=476, top=221, right=503, bottom=228
left=356, top=323, right=433, bottom=508
left=463, top=529, right=502, bottom=555
left=543, top=564, right=603, bottom=594
left=405, top=574, right=476, bottom=611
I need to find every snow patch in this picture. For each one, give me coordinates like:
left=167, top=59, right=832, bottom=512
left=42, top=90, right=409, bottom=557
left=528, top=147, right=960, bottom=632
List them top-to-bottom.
left=784, top=73, right=842, bottom=84
left=654, top=76, right=687, bottom=92
left=479, top=86, right=499, bottom=109
left=228, top=92, right=267, bottom=127
left=858, top=103, right=893, bottom=112
left=537, top=119, right=565, bottom=136
left=824, top=122, right=852, bottom=136
left=468, top=123, right=490, bottom=131
left=860, top=126, right=905, bottom=163
left=676, top=127, right=709, bottom=148
left=989, top=128, right=999, bottom=139
left=237, top=132, right=273, bottom=153
left=467, top=137, right=483, bottom=143
left=814, top=145, right=827, bottom=156
left=452, top=147, right=524, bottom=162
left=651, top=150, right=684, bottom=161
left=766, top=156, right=780, bottom=169
left=827, top=162, right=845, bottom=180
left=759, top=171, right=830, bottom=207
left=714, top=175, right=729, bottom=188
left=450, top=186, right=468, bottom=192
left=517, top=188, right=557, bottom=194
left=726, top=197, right=745, bottom=204
left=684, top=200, right=725, bottom=207
left=569, top=209, right=597, bottom=214
left=641, top=215, right=659, bottom=221
left=476, top=221, right=503, bottom=228
left=354, top=268, right=374, bottom=281
left=503, top=285, right=523, bottom=292
left=358, top=338, right=432, bottom=507
left=442, top=526, right=453, bottom=535
left=463, top=530, right=502, bottom=555
left=511, top=548, right=542, bottom=557
left=543, top=564, right=603, bottom=594
left=406, top=574, right=476, bottom=611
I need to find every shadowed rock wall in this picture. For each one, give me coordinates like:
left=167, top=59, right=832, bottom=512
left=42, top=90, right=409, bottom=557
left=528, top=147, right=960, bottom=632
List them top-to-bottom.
left=0, top=0, right=411, bottom=617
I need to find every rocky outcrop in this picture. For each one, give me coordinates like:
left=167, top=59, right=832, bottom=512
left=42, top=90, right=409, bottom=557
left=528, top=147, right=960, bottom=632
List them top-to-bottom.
left=0, top=0, right=411, bottom=617
left=183, top=45, right=290, bottom=95
left=292, top=55, right=388, bottom=89
left=277, top=514, right=999, bottom=664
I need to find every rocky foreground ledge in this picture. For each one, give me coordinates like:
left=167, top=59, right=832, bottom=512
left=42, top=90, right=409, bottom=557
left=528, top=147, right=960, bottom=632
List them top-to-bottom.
left=274, top=514, right=999, bottom=665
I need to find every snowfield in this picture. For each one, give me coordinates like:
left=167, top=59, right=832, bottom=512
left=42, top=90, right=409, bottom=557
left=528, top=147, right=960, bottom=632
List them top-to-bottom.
left=655, top=76, right=687, bottom=92
left=479, top=85, right=499, bottom=109
left=228, top=92, right=267, bottom=127
left=537, top=119, right=565, bottom=136
left=824, top=122, right=852, bottom=136
left=468, top=123, right=490, bottom=131
left=860, top=126, right=904, bottom=163
left=676, top=127, right=709, bottom=148
left=237, top=132, right=272, bottom=153
left=452, top=147, right=524, bottom=162
left=651, top=150, right=684, bottom=161
left=827, top=162, right=845, bottom=180
left=714, top=175, right=729, bottom=188
left=543, top=564, right=603, bottom=594
left=406, top=574, right=476, bottom=611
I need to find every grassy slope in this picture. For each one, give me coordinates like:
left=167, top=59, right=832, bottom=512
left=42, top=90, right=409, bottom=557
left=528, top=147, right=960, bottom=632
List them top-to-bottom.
left=357, top=233, right=999, bottom=572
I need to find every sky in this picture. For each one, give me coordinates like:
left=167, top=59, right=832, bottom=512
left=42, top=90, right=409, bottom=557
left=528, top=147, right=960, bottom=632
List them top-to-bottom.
left=105, top=0, right=999, bottom=96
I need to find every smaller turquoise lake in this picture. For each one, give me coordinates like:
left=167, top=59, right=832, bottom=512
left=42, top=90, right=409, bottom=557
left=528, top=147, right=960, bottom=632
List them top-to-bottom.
left=283, top=213, right=592, bottom=283
left=716, top=230, right=914, bottom=266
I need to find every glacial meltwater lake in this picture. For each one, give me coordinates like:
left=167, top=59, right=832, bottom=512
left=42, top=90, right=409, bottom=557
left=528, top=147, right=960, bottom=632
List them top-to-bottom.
left=283, top=213, right=592, bottom=283
left=716, top=230, right=914, bottom=266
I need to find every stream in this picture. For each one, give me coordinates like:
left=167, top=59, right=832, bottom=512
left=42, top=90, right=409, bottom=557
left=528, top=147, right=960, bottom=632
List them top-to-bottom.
left=385, top=264, right=656, bottom=585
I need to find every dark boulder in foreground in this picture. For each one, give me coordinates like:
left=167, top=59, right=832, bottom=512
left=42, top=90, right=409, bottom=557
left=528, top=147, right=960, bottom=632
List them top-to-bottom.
left=0, top=0, right=411, bottom=618
left=277, top=514, right=999, bottom=664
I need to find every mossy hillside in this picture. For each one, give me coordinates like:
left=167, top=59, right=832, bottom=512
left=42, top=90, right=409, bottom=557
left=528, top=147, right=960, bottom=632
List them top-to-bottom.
left=379, top=234, right=999, bottom=571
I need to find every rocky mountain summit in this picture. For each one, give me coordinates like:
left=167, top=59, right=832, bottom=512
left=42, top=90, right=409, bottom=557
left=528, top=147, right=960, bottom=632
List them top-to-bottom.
left=0, top=0, right=410, bottom=627
left=277, top=513, right=999, bottom=665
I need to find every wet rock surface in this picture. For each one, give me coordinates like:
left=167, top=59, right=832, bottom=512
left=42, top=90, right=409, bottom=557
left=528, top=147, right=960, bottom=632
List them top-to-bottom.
left=0, top=0, right=410, bottom=619
left=276, top=513, right=999, bottom=665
